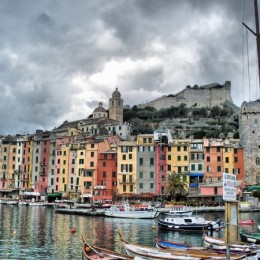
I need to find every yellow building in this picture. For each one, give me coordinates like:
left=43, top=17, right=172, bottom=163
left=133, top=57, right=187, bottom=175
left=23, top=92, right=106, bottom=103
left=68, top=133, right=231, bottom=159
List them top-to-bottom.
left=167, top=139, right=190, bottom=184
left=117, top=141, right=137, bottom=194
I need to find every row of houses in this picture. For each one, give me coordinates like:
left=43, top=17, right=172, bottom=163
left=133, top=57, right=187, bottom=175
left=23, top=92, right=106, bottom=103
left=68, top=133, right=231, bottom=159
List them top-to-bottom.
left=0, top=126, right=248, bottom=203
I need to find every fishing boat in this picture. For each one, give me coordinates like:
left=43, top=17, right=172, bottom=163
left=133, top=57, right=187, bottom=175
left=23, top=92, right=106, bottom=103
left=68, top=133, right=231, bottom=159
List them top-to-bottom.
left=104, top=201, right=158, bottom=219
left=165, top=205, right=193, bottom=216
left=157, top=215, right=224, bottom=232
left=238, top=219, right=255, bottom=225
left=118, top=230, right=249, bottom=260
left=240, top=230, right=260, bottom=244
left=202, top=233, right=258, bottom=253
left=81, top=238, right=134, bottom=260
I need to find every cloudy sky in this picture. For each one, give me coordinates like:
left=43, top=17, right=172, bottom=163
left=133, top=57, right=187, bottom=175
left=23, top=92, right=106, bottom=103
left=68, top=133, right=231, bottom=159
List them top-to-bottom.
left=0, top=0, right=258, bottom=134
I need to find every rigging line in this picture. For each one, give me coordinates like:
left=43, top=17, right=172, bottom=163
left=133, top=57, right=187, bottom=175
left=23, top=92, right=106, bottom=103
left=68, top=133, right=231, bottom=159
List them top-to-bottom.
left=242, top=0, right=246, bottom=101
left=246, top=30, right=251, bottom=100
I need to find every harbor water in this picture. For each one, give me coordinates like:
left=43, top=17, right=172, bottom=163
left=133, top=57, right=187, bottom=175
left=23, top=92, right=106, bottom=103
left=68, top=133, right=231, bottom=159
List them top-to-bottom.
left=0, top=205, right=259, bottom=260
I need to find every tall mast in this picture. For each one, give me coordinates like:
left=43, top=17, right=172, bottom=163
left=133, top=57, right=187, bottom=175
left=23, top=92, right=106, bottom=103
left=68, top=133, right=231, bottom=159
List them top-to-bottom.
left=243, top=0, right=260, bottom=94
left=255, top=0, right=260, bottom=91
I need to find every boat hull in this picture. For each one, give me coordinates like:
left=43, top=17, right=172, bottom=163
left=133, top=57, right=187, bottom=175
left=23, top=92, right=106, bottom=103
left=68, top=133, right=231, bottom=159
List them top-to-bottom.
left=104, top=210, right=157, bottom=219
left=157, top=218, right=212, bottom=231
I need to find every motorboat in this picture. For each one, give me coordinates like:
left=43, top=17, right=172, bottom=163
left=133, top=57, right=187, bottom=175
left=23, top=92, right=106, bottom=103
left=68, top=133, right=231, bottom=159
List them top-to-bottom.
left=104, top=201, right=158, bottom=219
left=165, top=205, right=193, bottom=216
left=157, top=215, right=224, bottom=231
left=238, top=219, right=255, bottom=225
left=240, top=230, right=260, bottom=244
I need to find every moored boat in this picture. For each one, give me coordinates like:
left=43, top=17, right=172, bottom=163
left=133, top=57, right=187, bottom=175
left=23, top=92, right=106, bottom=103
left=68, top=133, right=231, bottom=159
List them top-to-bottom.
left=104, top=201, right=158, bottom=219
left=165, top=205, right=193, bottom=216
left=157, top=215, right=224, bottom=232
left=238, top=219, right=255, bottom=225
left=118, top=230, right=249, bottom=260
left=240, top=230, right=260, bottom=244
left=202, top=233, right=258, bottom=253
left=81, top=236, right=134, bottom=260
left=155, top=236, right=193, bottom=250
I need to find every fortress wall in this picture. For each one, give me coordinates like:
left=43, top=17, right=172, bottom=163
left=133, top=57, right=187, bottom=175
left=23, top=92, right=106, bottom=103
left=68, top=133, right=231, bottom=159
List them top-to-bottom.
left=139, top=81, right=233, bottom=110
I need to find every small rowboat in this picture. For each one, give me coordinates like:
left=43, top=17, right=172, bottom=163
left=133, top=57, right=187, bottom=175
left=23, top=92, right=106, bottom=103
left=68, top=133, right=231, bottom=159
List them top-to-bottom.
left=238, top=219, right=255, bottom=225
left=81, top=235, right=134, bottom=260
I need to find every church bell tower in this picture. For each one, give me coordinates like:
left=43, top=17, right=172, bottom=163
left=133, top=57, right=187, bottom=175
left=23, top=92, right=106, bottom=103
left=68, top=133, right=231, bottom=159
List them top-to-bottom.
left=109, top=88, right=123, bottom=123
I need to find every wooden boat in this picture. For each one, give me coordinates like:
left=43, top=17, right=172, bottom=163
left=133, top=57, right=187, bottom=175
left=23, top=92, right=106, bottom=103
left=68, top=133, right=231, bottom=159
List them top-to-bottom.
left=104, top=201, right=158, bottom=219
left=165, top=205, right=193, bottom=217
left=157, top=216, right=224, bottom=232
left=238, top=219, right=255, bottom=225
left=118, top=230, right=249, bottom=260
left=240, top=230, right=260, bottom=244
left=202, top=233, right=258, bottom=253
left=81, top=236, right=134, bottom=260
left=155, top=236, right=193, bottom=250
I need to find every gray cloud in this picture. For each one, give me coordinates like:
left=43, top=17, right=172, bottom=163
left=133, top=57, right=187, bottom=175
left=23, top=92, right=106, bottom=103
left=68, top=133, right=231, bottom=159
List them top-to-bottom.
left=0, top=0, right=258, bottom=134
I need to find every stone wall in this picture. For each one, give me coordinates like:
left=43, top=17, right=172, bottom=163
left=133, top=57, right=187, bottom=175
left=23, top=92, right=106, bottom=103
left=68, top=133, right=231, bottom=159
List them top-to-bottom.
left=138, top=81, right=234, bottom=110
left=239, top=100, right=260, bottom=183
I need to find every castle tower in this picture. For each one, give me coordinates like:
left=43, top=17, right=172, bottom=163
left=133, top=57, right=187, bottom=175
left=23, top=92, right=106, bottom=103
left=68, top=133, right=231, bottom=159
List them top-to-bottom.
left=109, top=88, right=123, bottom=123
left=239, top=100, right=260, bottom=183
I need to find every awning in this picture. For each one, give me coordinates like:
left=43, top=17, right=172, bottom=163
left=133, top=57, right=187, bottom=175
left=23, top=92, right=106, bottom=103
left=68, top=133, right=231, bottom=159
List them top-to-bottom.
left=190, top=173, right=204, bottom=177
left=23, top=192, right=41, bottom=196
left=47, top=192, right=62, bottom=197
left=80, top=194, right=93, bottom=198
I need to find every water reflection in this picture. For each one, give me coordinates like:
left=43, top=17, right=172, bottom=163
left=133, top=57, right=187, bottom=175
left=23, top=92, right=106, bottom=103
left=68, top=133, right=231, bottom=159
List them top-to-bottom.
left=0, top=205, right=259, bottom=260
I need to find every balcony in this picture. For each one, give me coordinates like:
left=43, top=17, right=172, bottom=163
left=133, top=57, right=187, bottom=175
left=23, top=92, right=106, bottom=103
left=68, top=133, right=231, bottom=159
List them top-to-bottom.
left=40, top=172, right=46, bottom=176
left=0, top=177, right=6, bottom=181
left=119, top=180, right=135, bottom=184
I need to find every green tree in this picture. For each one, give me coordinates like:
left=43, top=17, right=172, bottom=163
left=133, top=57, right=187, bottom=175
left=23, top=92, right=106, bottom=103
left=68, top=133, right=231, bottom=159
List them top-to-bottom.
left=163, top=172, right=188, bottom=201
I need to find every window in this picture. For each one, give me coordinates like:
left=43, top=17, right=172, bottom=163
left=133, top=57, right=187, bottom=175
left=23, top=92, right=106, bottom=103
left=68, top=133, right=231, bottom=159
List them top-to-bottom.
left=143, top=138, right=147, bottom=143
left=148, top=138, right=152, bottom=143
left=91, top=144, right=95, bottom=148
left=149, top=146, right=155, bottom=152
left=177, top=146, right=181, bottom=152
left=184, top=146, right=187, bottom=151
left=168, top=147, right=171, bottom=152
left=206, top=147, right=210, bottom=152
left=217, top=147, right=221, bottom=152
left=234, top=149, right=237, bottom=154
left=91, top=152, right=94, bottom=157
left=129, top=154, right=132, bottom=159
left=191, top=154, right=195, bottom=160
left=122, top=155, right=126, bottom=160
left=168, top=155, right=171, bottom=160
left=184, top=155, right=188, bottom=161
left=177, top=156, right=181, bottom=161
left=207, top=156, right=210, bottom=162
left=217, top=156, right=221, bottom=162
left=225, top=157, right=229, bottom=163
left=234, top=157, right=238, bottom=163
left=256, top=157, right=260, bottom=165
left=139, top=158, right=143, bottom=165
left=150, top=158, right=154, bottom=165
left=79, top=159, right=84, bottom=164
left=63, top=160, right=66, bottom=165
left=90, top=162, right=94, bottom=167
left=102, top=162, right=106, bottom=167
left=129, top=164, right=133, bottom=172
left=191, top=164, right=195, bottom=171
left=198, top=164, right=203, bottom=171
left=167, top=165, right=171, bottom=171
left=207, top=166, right=211, bottom=172
left=217, top=166, right=221, bottom=172
left=178, top=167, right=181, bottom=173
left=225, top=168, right=228, bottom=173
left=103, top=172, right=106, bottom=177
left=112, top=172, right=116, bottom=177
left=139, top=172, right=143, bottom=178
left=139, top=183, right=143, bottom=189
left=150, top=183, right=154, bottom=189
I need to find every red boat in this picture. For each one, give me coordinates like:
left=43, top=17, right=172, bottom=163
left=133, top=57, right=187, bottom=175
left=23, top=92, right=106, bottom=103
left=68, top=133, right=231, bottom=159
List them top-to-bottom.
left=238, top=219, right=255, bottom=225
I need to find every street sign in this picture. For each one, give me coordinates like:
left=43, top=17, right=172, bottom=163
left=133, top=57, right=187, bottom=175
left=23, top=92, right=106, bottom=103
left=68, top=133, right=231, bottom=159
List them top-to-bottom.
left=223, top=173, right=237, bottom=201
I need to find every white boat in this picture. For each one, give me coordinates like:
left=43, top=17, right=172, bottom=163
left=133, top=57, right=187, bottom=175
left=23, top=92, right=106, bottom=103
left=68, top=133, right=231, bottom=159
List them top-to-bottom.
left=104, top=201, right=158, bottom=219
left=29, top=202, right=44, bottom=206
left=165, top=205, right=193, bottom=216
left=158, top=215, right=224, bottom=231
left=118, top=230, right=250, bottom=260
left=203, top=234, right=258, bottom=254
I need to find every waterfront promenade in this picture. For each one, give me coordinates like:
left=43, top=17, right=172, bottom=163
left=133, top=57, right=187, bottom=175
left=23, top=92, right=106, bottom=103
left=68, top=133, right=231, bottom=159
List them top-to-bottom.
left=54, top=204, right=260, bottom=216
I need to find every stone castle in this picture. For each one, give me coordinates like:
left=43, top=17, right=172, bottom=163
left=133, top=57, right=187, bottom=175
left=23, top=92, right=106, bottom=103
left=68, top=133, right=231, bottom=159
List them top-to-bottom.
left=138, top=81, right=235, bottom=110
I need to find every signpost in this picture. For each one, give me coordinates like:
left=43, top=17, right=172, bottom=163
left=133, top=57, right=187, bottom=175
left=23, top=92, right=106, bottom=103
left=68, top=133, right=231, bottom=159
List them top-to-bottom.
left=223, top=173, right=238, bottom=260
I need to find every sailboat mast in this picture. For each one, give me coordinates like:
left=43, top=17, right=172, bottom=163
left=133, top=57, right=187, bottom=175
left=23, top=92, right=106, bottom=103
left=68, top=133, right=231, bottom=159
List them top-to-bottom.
left=254, top=0, right=260, bottom=92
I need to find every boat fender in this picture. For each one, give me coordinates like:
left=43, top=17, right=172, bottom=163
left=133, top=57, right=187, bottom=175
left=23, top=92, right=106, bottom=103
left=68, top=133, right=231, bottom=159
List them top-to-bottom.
left=71, top=227, right=76, bottom=233
left=85, top=246, right=91, bottom=252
